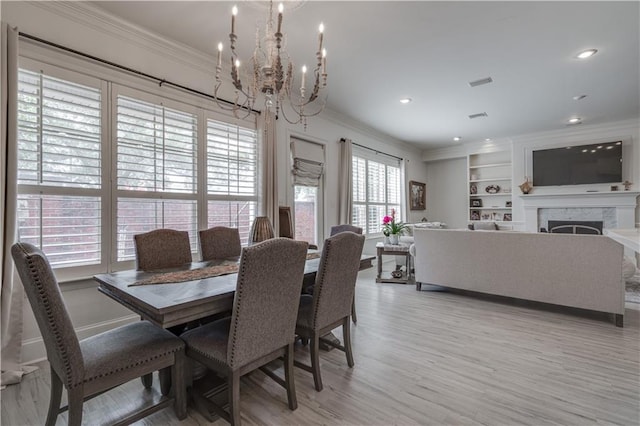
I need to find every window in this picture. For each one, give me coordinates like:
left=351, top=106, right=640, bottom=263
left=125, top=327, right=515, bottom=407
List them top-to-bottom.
left=15, top=63, right=259, bottom=276
left=16, top=69, right=103, bottom=268
left=115, top=93, right=199, bottom=261
left=206, top=119, right=258, bottom=245
left=290, top=137, right=324, bottom=245
left=352, top=148, right=402, bottom=234
left=294, top=185, right=318, bottom=245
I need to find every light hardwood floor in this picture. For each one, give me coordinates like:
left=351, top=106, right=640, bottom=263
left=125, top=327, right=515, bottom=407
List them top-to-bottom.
left=2, top=266, right=639, bottom=425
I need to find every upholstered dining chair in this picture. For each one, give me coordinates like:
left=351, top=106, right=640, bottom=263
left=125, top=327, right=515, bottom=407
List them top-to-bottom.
left=329, top=224, right=363, bottom=324
left=329, top=224, right=363, bottom=236
left=199, top=226, right=242, bottom=260
left=134, top=228, right=192, bottom=271
left=294, top=231, right=365, bottom=391
left=180, top=238, right=309, bottom=425
left=11, top=242, right=187, bottom=426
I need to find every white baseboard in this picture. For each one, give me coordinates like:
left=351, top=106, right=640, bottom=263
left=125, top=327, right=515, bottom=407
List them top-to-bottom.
left=21, top=314, right=140, bottom=366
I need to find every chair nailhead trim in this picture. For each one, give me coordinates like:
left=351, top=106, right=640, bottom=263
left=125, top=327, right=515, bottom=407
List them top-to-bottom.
left=23, top=250, right=76, bottom=388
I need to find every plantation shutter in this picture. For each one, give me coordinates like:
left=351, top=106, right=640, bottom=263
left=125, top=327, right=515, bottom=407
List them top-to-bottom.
left=16, top=69, right=102, bottom=267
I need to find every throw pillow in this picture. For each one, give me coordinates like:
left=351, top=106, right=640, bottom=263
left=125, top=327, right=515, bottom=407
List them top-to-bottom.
left=470, top=222, right=499, bottom=231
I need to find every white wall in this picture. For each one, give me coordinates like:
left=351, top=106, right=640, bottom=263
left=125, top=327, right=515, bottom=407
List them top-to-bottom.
left=2, top=2, right=428, bottom=364
left=424, top=158, right=468, bottom=229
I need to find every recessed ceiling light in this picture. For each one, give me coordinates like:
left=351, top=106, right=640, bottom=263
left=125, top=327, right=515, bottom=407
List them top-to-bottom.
left=577, top=49, right=598, bottom=59
left=573, top=95, right=587, bottom=101
left=399, top=98, right=412, bottom=104
left=568, top=117, right=582, bottom=124
left=453, top=136, right=461, bottom=142
left=485, top=138, right=492, bottom=142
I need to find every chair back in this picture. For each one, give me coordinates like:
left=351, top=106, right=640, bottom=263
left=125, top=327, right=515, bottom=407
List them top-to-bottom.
left=279, top=206, right=294, bottom=239
left=330, top=224, right=363, bottom=236
left=199, top=227, right=241, bottom=260
left=134, top=229, right=192, bottom=271
left=311, top=232, right=365, bottom=329
left=227, top=238, right=308, bottom=369
left=11, top=242, right=84, bottom=389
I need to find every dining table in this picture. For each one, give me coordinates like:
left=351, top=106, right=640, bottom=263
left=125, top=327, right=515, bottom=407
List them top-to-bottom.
left=94, top=252, right=374, bottom=330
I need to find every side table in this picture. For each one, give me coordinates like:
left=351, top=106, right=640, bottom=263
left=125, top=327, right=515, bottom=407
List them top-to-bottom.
left=375, top=242, right=413, bottom=284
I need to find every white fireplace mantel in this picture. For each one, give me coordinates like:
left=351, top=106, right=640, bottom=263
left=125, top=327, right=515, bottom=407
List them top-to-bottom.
left=520, top=191, right=640, bottom=232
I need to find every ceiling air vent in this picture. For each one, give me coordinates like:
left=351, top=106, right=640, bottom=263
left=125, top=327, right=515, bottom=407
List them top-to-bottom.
left=468, top=77, right=493, bottom=87
left=468, top=112, right=488, bottom=119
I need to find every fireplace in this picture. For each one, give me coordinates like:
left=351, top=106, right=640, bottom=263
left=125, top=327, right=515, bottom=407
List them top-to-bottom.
left=520, top=191, right=640, bottom=233
left=546, top=220, right=603, bottom=235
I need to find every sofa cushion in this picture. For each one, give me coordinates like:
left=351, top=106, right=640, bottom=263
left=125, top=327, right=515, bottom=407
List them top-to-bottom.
left=469, top=222, right=499, bottom=231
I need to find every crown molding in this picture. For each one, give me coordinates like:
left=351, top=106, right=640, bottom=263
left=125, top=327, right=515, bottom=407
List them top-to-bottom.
left=29, top=1, right=216, bottom=75
left=422, top=118, right=639, bottom=163
left=511, top=118, right=639, bottom=145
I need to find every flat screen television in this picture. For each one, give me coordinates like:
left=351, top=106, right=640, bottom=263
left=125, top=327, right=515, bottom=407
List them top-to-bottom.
left=532, top=141, right=622, bottom=186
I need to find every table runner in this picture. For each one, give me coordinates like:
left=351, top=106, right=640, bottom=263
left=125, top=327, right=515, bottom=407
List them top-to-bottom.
left=130, top=251, right=322, bottom=286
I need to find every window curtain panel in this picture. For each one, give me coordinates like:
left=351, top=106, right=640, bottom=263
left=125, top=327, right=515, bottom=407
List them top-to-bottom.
left=1, top=24, right=34, bottom=387
left=259, top=112, right=279, bottom=235
left=290, top=137, right=324, bottom=187
left=338, top=138, right=353, bottom=224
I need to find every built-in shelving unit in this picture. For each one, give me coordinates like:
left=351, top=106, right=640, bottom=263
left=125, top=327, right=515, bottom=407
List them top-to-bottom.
left=468, top=150, right=513, bottom=223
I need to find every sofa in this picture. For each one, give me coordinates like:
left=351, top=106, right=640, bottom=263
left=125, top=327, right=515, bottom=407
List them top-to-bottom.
left=413, top=229, right=625, bottom=326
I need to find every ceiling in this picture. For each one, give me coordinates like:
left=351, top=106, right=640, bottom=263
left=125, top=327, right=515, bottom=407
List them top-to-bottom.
left=90, top=1, right=640, bottom=149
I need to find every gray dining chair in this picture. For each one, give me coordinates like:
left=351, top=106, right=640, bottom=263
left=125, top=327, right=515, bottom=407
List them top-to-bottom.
left=329, top=224, right=363, bottom=236
left=330, top=224, right=363, bottom=324
left=199, top=226, right=242, bottom=260
left=134, top=229, right=192, bottom=271
left=294, top=231, right=365, bottom=392
left=180, top=238, right=309, bottom=425
left=11, top=242, right=187, bottom=426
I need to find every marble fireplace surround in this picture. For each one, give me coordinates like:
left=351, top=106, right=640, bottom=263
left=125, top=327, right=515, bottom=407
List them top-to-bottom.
left=520, top=191, right=640, bottom=233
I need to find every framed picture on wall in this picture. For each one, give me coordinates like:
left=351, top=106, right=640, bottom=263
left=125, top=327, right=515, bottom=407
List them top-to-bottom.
left=409, top=181, right=426, bottom=210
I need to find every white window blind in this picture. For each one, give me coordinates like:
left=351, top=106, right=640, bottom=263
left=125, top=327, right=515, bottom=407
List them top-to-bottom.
left=15, top=60, right=260, bottom=275
left=16, top=69, right=102, bottom=268
left=116, top=94, right=199, bottom=261
left=206, top=118, right=258, bottom=245
left=291, top=137, right=324, bottom=187
left=351, top=146, right=402, bottom=234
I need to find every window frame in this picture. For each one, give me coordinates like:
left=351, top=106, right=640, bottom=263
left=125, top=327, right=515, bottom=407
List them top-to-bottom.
left=16, top=55, right=259, bottom=280
left=16, top=59, right=110, bottom=282
left=351, top=147, right=403, bottom=236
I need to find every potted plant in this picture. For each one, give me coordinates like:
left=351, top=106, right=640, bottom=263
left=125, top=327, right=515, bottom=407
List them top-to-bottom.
left=382, top=209, right=407, bottom=245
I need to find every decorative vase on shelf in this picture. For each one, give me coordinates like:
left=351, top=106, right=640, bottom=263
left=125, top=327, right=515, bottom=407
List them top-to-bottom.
left=389, top=234, right=399, bottom=245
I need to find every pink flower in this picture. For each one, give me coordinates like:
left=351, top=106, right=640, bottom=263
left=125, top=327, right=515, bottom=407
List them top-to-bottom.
left=382, top=215, right=392, bottom=224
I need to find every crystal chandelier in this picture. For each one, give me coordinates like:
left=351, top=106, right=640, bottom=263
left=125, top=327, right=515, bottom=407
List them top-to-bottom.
left=213, top=1, right=328, bottom=129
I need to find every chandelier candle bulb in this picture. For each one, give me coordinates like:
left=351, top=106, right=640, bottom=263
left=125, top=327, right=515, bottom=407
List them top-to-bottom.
left=277, top=3, right=283, bottom=34
left=231, top=5, right=237, bottom=35
left=318, top=23, right=324, bottom=52
left=217, top=43, right=223, bottom=68
left=322, top=48, right=327, bottom=74
left=301, top=65, right=307, bottom=97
